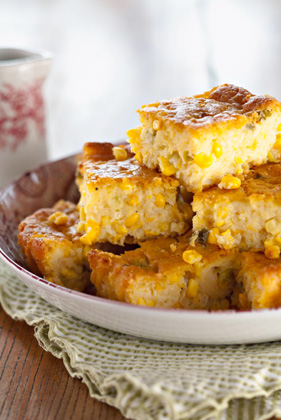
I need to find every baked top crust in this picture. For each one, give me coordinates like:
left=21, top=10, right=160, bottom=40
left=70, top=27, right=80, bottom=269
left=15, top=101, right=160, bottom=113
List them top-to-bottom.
left=139, top=84, right=281, bottom=132
left=79, top=142, right=178, bottom=186
left=194, top=163, right=281, bottom=202
left=18, top=200, right=80, bottom=246
left=88, top=232, right=238, bottom=280
left=241, top=250, right=281, bottom=276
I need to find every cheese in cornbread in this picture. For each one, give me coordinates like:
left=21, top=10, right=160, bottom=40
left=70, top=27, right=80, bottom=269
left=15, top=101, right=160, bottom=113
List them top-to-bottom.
left=128, top=84, right=281, bottom=192
left=77, top=142, right=192, bottom=246
left=192, top=163, right=281, bottom=255
left=18, top=200, right=129, bottom=291
left=88, top=234, right=240, bottom=310
left=237, top=251, right=281, bottom=309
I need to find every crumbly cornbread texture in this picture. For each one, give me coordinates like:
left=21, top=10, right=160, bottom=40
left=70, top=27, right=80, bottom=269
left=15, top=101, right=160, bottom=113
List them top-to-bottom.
left=128, top=84, right=281, bottom=192
left=77, top=142, right=192, bottom=246
left=192, top=163, right=281, bottom=253
left=18, top=200, right=128, bottom=291
left=88, top=234, right=240, bottom=310
left=237, top=251, right=281, bottom=309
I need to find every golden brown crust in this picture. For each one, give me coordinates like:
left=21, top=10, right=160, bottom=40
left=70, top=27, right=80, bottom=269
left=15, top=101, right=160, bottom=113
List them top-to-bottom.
left=139, top=84, right=281, bottom=132
left=79, top=142, right=179, bottom=187
left=81, top=156, right=179, bottom=186
left=194, top=163, right=281, bottom=203
left=18, top=200, right=80, bottom=246
left=18, top=201, right=80, bottom=276
left=88, top=232, right=239, bottom=306
left=238, top=251, right=281, bottom=309
left=241, top=251, right=281, bottom=276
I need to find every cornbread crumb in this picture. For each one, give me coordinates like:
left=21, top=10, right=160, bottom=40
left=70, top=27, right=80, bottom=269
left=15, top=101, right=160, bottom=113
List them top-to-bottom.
left=128, top=84, right=281, bottom=192
left=77, top=142, right=191, bottom=245
left=193, top=163, right=281, bottom=252
left=18, top=200, right=137, bottom=291
left=88, top=233, right=240, bottom=310
left=237, top=252, right=281, bottom=309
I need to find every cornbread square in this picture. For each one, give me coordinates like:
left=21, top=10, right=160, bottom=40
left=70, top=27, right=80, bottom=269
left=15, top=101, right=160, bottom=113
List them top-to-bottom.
left=128, top=84, right=281, bottom=192
left=77, top=142, right=192, bottom=246
left=192, top=163, right=281, bottom=253
left=18, top=200, right=128, bottom=291
left=88, top=234, right=240, bottom=310
left=237, top=252, right=281, bottom=309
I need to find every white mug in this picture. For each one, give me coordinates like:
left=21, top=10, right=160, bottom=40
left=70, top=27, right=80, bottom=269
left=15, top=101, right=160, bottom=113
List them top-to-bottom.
left=0, top=47, right=52, bottom=188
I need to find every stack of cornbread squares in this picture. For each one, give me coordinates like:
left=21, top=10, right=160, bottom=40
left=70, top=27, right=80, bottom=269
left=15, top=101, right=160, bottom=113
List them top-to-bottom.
left=19, top=84, right=281, bottom=311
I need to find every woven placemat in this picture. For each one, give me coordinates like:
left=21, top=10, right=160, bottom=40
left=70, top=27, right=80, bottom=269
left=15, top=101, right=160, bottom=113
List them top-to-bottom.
left=1, top=261, right=281, bottom=420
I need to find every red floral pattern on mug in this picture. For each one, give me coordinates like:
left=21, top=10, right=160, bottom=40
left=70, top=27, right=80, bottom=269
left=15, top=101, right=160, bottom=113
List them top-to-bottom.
left=0, top=80, right=45, bottom=151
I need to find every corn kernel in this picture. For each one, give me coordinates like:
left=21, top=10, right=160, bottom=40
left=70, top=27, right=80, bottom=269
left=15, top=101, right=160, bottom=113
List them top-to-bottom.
left=153, top=120, right=161, bottom=130
left=277, top=123, right=281, bottom=132
left=127, top=127, right=142, bottom=142
left=274, top=134, right=281, bottom=149
left=251, top=139, right=257, bottom=150
left=212, top=141, right=222, bottom=158
left=113, top=146, right=128, bottom=161
left=182, top=151, right=193, bottom=163
left=134, top=152, right=142, bottom=163
left=268, top=152, right=277, bottom=163
left=193, top=153, right=213, bottom=169
left=159, top=157, right=177, bottom=176
left=235, top=157, right=244, bottom=165
left=236, top=168, right=243, bottom=175
left=218, top=174, right=241, bottom=190
left=121, top=179, right=133, bottom=191
left=155, top=193, right=166, bottom=207
left=127, top=195, right=139, bottom=206
left=217, top=207, right=228, bottom=220
left=48, top=211, right=62, bottom=222
left=48, top=212, right=68, bottom=225
left=125, top=213, right=140, bottom=227
left=265, top=218, right=280, bottom=236
left=76, top=221, right=85, bottom=233
left=160, top=222, right=170, bottom=231
left=80, top=224, right=101, bottom=245
left=116, top=224, right=128, bottom=235
left=208, top=228, right=219, bottom=245
left=218, top=229, right=235, bottom=250
left=145, top=230, right=157, bottom=236
left=114, top=234, right=123, bottom=242
left=276, top=237, right=281, bottom=245
left=264, top=238, right=273, bottom=248
left=265, top=245, right=280, bottom=259
left=82, top=246, right=91, bottom=259
left=182, top=250, right=202, bottom=264
left=169, top=275, right=180, bottom=284
left=186, top=278, right=199, bottom=298
left=137, top=297, right=146, bottom=306
left=146, top=299, right=155, bottom=307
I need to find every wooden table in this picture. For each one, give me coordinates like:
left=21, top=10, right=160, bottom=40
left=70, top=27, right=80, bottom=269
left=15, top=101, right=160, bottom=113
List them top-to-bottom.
left=1, top=304, right=281, bottom=420
left=0, top=306, right=127, bottom=420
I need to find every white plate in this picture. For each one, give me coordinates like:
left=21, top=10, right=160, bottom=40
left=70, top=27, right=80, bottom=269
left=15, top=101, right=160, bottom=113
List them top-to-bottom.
left=1, top=154, right=281, bottom=345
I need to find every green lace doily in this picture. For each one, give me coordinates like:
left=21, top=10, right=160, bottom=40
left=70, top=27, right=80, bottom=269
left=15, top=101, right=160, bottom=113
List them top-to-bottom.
left=1, top=261, right=281, bottom=420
